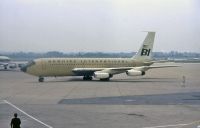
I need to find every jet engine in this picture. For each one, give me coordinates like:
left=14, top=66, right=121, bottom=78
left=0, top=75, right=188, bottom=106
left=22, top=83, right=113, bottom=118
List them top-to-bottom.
left=126, top=69, right=145, bottom=76
left=94, top=72, right=110, bottom=79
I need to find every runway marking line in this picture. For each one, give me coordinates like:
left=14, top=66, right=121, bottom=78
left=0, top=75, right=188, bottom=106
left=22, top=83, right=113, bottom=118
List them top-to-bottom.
left=3, top=100, right=53, bottom=128
left=3, top=100, right=199, bottom=128
left=142, top=120, right=200, bottom=128
left=142, top=123, right=189, bottom=128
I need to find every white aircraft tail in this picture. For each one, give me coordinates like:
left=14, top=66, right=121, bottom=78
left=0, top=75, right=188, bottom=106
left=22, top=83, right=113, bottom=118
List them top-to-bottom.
left=132, top=32, right=156, bottom=61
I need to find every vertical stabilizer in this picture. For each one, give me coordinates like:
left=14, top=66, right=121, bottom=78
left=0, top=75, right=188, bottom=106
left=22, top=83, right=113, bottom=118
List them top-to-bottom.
left=133, top=32, right=155, bottom=61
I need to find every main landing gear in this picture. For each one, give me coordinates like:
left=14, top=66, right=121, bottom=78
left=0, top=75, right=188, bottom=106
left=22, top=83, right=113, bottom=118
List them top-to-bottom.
left=4, top=66, right=7, bottom=70
left=83, top=76, right=93, bottom=81
left=83, top=76, right=110, bottom=81
left=38, top=77, right=44, bottom=82
left=100, top=78, right=110, bottom=81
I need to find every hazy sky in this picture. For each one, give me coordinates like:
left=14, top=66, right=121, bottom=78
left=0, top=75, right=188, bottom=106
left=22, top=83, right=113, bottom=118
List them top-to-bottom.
left=0, top=0, right=200, bottom=52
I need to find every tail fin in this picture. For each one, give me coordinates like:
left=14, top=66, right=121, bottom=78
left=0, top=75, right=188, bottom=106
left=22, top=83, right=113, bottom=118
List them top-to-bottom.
left=132, top=32, right=156, bottom=61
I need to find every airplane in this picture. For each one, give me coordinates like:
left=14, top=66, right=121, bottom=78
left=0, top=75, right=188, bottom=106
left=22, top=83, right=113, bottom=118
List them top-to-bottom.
left=21, top=32, right=179, bottom=82
left=0, top=56, right=16, bottom=69
left=0, top=56, right=27, bottom=70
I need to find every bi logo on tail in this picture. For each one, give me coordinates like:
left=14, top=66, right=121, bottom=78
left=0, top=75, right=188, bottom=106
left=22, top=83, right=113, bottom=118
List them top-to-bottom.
left=141, top=48, right=151, bottom=56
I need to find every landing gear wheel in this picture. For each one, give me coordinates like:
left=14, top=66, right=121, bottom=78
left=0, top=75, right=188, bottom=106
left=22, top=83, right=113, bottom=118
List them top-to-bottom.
left=83, top=76, right=93, bottom=81
left=38, top=77, right=44, bottom=82
left=89, top=77, right=92, bottom=80
left=100, top=78, right=110, bottom=81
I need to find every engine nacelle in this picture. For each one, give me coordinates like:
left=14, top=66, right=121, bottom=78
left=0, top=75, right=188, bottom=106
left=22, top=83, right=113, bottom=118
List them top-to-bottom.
left=126, top=69, right=145, bottom=76
left=94, top=72, right=110, bottom=79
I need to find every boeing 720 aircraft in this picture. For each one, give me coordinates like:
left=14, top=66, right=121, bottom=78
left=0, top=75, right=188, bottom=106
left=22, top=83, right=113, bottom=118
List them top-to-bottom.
left=21, top=32, right=178, bottom=82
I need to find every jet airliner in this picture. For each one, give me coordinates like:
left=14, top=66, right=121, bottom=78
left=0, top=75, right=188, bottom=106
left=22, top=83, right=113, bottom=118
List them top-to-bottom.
left=21, top=32, right=178, bottom=82
left=0, top=56, right=11, bottom=69
left=0, top=56, right=27, bottom=70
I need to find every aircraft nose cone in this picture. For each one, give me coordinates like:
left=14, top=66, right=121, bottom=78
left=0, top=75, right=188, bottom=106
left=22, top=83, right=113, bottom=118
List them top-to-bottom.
left=20, top=65, right=27, bottom=72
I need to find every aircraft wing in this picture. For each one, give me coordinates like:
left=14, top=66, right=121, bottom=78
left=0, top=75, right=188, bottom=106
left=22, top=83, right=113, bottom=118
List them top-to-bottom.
left=0, top=62, right=8, bottom=66
left=72, top=65, right=180, bottom=76
left=108, top=65, right=180, bottom=74
left=72, top=67, right=133, bottom=76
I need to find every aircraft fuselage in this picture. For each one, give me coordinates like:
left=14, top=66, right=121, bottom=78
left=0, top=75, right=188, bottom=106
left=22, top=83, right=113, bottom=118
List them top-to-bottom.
left=24, top=58, right=150, bottom=77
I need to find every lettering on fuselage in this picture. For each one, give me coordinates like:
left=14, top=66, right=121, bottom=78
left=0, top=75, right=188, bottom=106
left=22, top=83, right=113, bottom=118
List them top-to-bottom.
left=141, top=48, right=151, bottom=56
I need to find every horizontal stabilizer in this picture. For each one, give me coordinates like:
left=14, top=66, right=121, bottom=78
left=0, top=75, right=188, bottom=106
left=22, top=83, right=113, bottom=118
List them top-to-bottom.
left=133, top=65, right=180, bottom=71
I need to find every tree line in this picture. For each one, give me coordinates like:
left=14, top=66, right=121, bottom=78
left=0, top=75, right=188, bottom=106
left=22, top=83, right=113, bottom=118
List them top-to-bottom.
left=0, top=51, right=200, bottom=61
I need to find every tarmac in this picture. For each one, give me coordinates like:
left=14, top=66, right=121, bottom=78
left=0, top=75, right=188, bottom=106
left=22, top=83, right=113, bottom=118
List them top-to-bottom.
left=0, top=63, right=200, bottom=128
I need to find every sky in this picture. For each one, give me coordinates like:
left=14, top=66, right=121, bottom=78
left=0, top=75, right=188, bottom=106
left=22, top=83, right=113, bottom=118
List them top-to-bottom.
left=0, top=0, right=200, bottom=53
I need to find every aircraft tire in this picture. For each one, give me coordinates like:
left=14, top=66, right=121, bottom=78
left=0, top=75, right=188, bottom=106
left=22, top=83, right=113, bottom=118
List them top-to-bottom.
left=83, top=76, right=93, bottom=81
left=38, top=77, right=44, bottom=82
left=100, top=78, right=110, bottom=81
